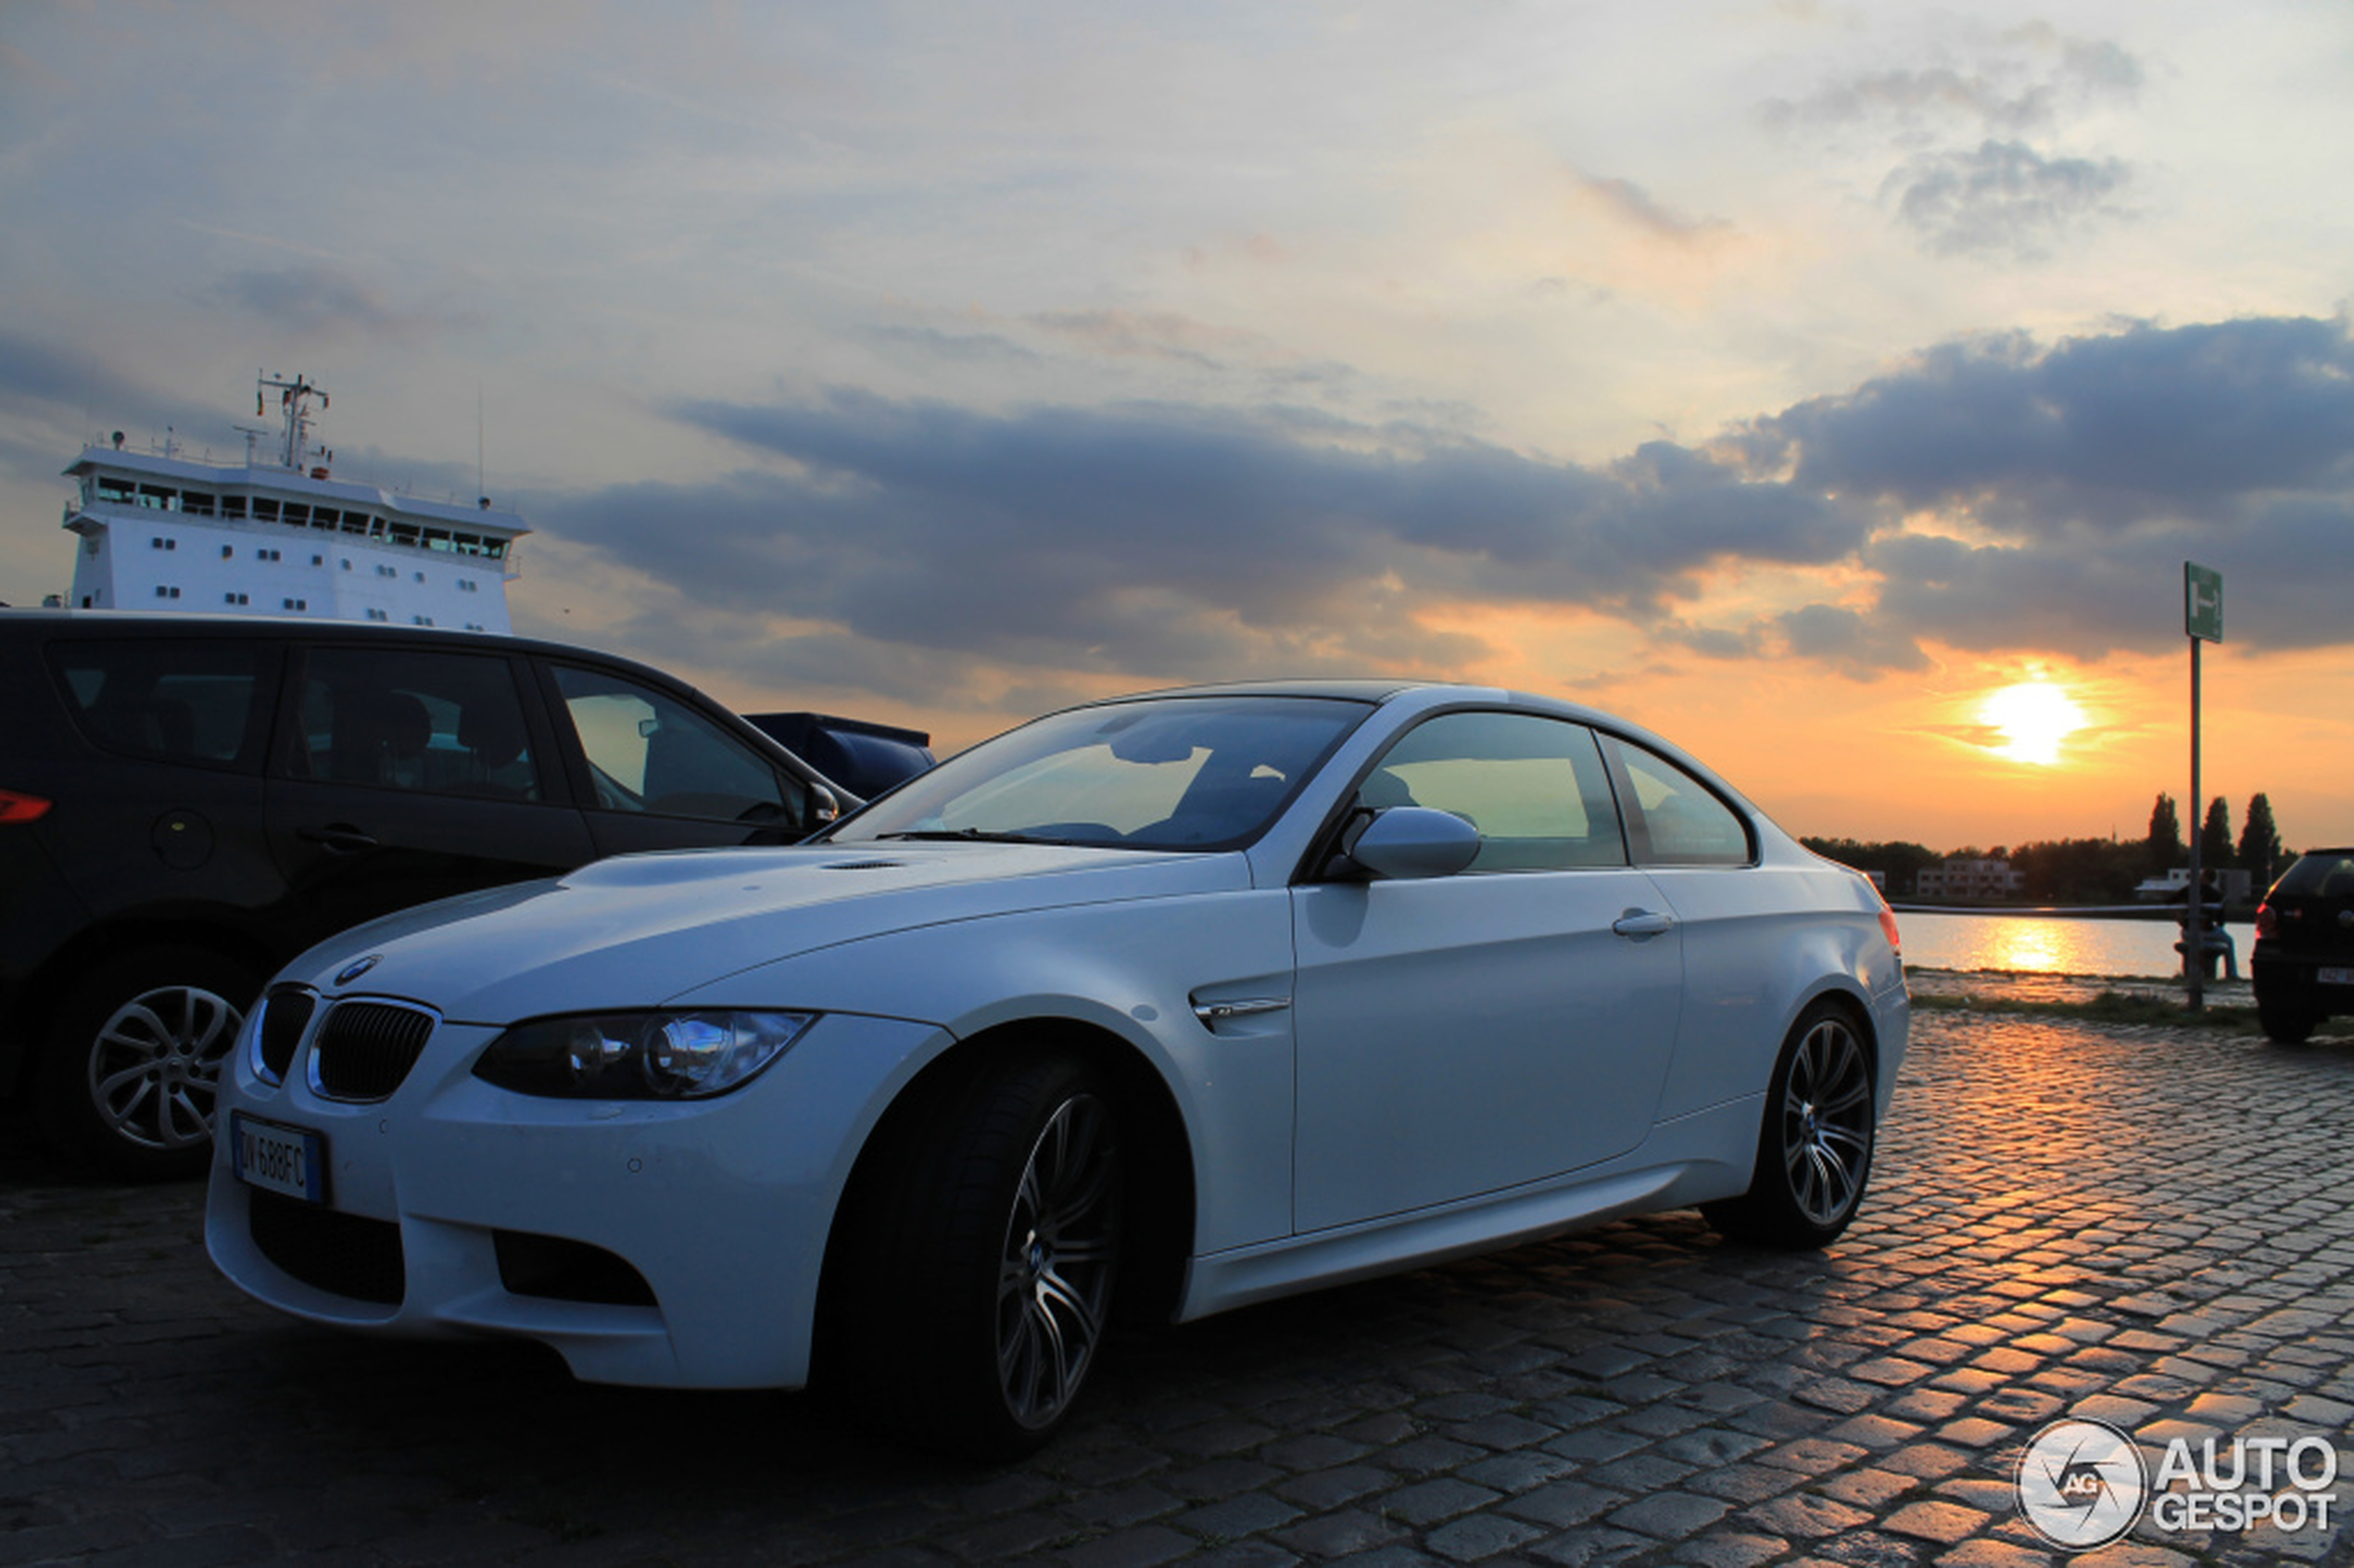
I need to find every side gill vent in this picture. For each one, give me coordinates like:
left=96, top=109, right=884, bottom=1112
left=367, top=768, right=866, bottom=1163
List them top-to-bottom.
left=819, top=860, right=906, bottom=871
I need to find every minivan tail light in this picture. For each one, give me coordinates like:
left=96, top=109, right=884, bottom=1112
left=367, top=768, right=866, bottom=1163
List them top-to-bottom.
left=0, top=789, right=53, bottom=825
left=2255, top=901, right=2277, bottom=940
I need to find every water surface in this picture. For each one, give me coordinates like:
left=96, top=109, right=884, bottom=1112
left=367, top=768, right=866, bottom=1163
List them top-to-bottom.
left=1896, top=910, right=2253, bottom=979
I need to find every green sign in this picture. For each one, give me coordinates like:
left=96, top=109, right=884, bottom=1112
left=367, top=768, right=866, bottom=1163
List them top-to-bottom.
left=2184, top=562, right=2223, bottom=642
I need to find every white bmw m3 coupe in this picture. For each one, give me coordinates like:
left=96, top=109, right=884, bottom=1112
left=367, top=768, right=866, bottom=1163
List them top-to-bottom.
left=208, top=680, right=1907, bottom=1457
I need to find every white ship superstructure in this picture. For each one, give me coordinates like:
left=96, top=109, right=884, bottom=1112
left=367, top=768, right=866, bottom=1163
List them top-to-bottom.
left=61, top=374, right=525, bottom=633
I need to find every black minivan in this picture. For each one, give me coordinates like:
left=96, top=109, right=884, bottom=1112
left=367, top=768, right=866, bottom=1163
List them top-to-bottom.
left=1, top=612, right=863, bottom=1178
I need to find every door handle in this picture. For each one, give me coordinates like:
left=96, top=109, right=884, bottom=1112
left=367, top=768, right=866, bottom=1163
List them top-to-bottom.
left=297, top=823, right=381, bottom=854
left=1612, top=909, right=1676, bottom=939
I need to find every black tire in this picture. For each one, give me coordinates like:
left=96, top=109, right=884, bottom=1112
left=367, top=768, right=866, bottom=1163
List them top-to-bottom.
left=34, top=945, right=260, bottom=1181
left=1706, top=1001, right=1876, bottom=1249
left=2259, top=1003, right=2318, bottom=1046
left=832, top=1049, right=1124, bottom=1460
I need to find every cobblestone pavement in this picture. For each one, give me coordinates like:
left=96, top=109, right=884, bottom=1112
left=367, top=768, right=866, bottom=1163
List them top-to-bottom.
left=6, top=992, right=2351, bottom=1568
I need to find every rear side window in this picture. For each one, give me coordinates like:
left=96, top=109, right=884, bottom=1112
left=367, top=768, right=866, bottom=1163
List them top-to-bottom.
left=48, top=639, right=277, bottom=770
left=290, top=647, right=543, bottom=801
left=550, top=664, right=805, bottom=827
left=1601, top=737, right=1753, bottom=866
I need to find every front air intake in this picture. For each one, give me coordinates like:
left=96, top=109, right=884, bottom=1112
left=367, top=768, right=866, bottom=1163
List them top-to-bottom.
left=256, top=986, right=317, bottom=1083
left=310, top=1000, right=437, bottom=1101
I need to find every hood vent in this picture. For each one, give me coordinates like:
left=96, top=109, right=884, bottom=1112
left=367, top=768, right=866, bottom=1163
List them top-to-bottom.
left=819, top=859, right=906, bottom=871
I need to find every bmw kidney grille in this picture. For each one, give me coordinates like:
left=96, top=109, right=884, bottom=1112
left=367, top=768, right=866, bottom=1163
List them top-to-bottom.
left=310, top=1000, right=437, bottom=1101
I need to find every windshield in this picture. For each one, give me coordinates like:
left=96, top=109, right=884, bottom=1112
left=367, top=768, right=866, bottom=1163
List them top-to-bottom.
left=827, top=695, right=1371, bottom=852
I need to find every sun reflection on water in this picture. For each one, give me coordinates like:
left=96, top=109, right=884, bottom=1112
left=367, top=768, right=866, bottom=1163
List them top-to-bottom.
left=1900, top=914, right=2256, bottom=979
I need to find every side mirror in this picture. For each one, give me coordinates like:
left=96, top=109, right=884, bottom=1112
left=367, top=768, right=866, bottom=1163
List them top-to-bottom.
left=1343, top=806, right=1481, bottom=880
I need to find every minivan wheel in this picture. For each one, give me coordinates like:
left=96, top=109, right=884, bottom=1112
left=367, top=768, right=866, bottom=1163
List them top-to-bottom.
left=35, top=946, right=259, bottom=1181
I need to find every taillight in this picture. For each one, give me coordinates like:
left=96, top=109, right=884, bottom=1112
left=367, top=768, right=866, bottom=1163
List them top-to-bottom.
left=0, top=789, right=52, bottom=825
left=2256, top=902, right=2278, bottom=940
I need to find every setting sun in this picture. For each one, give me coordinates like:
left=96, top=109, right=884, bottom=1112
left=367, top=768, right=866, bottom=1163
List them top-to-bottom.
left=1981, top=681, right=2086, bottom=765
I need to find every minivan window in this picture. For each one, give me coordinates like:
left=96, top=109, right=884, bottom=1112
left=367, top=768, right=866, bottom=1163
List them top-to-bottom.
left=48, top=639, right=277, bottom=770
left=291, top=647, right=543, bottom=801
left=550, top=664, right=804, bottom=826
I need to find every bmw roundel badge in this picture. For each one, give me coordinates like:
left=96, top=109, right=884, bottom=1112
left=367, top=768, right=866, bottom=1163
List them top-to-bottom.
left=335, top=955, right=383, bottom=985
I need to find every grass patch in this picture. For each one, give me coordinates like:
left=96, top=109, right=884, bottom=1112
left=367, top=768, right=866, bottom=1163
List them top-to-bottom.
left=1912, top=990, right=2263, bottom=1032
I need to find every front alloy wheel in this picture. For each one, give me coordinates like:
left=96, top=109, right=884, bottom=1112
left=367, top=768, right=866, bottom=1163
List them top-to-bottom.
left=1707, top=1003, right=1876, bottom=1248
left=833, top=1048, right=1125, bottom=1460
left=995, top=1092, right=1120, bottom=1432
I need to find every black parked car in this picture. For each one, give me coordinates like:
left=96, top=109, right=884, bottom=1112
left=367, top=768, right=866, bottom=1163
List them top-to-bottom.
left=0, top=611, right=862, bottom=1178
left=2252, top=848, right=2354, bottom=1043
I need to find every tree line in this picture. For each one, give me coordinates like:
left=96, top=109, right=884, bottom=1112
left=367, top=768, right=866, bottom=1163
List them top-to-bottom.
left=1803, top=792, right=2289, bottom=905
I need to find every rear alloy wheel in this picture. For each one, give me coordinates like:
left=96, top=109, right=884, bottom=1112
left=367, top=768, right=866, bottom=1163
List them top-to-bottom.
left=36, top=947, right=259, bottom=1181
left=1707, top=1003, right=1876, bottom=1248
left=840, top=1050, right=1124, bottom=1459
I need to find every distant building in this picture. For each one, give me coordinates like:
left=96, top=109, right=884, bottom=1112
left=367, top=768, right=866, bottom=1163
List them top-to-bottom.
left=1916, top=857, right=2026, bottom=901
left=2134, top=866, right=2254, bottom=904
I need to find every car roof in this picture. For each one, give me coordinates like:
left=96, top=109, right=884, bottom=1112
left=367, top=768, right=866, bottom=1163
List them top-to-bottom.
left=0, top=608, right=662, bottom=678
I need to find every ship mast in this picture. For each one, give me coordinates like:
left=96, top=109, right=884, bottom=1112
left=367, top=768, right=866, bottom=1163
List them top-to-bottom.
left=256, top=372, right=330, bottom=473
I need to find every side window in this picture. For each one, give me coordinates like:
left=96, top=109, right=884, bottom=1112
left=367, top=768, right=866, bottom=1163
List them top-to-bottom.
left=48, top=639, right=276, bottom=770
left=292, top=647, right=542, bottom=801
left=550, top=664, right=805, bottom=828
left=1365, top=711, right=1626, bottom=871
left=1602, top=738, right=1752, bottom=866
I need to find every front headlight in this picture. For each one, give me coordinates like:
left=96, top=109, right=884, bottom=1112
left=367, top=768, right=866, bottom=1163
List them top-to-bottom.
left=473, top=1010, right=818, bottom=1099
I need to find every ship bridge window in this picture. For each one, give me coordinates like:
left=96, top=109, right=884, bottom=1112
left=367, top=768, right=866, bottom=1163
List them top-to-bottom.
left=98, top=477, right=137, bottom=506
left=138, top=485, right=177, bottom=511
left=183, top=492, right=217, bottom=517
left=221, top=497, right=247, bottom=520
left=252, top=499, right=279, bottom=522
left=282, top=503, right=310, bottom=527
left=310, top=509, right=338, bottom=530
left=341, top=514, right=370, bottom=536
left=388, top=522, right=421, bottom=547
left=424, top=528, right=452, bottom=551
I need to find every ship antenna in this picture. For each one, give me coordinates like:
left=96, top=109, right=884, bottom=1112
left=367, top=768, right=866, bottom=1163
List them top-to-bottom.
left=477, top=377, right=487, bottom=507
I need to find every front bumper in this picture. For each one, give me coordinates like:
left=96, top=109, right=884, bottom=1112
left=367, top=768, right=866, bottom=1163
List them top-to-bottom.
left=205, top=995, right=946, bottom=1389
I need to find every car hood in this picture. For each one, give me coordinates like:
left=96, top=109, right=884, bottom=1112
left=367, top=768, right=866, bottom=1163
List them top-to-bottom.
left=283, top=841, right=1251, bottom=1023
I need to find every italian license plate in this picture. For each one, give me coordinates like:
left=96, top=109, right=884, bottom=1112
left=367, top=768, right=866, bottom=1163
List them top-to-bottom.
left=2321, top=967, right=2354, bottom=987
left=232, top=1112, right=326, bottom=1204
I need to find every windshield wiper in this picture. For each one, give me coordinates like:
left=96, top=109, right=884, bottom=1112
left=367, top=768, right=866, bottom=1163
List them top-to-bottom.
left=874, top=828, right=1045, bottom=843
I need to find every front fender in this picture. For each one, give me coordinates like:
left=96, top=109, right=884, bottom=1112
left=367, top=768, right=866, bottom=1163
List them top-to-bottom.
left=673, top=888, right=1300, bottom=1254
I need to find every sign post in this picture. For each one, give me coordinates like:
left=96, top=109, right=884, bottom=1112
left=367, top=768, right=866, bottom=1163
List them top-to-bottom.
left=2183, top=563, right=2223, bottom=1011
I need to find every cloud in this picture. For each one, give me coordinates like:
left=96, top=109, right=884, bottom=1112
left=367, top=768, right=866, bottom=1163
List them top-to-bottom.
left=1759, top=26, right=2144, bottom=259
left=1885, top=140, right=2131, bottom=258
left=1576, top=176, right=1732, bottom=247
left=204, top=265, right=472, bottom=342
left=519, top=312, right=2354, bottom=705
left=1733, top=315, right=2354, bottom=662
left=1755, top=316, right=2354, bottom=526
left=534, top=390, right=1867, bottom=702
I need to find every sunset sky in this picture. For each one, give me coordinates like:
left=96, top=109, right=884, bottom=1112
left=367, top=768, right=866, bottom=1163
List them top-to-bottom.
left=3, top=2, right=2349, bottom=852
